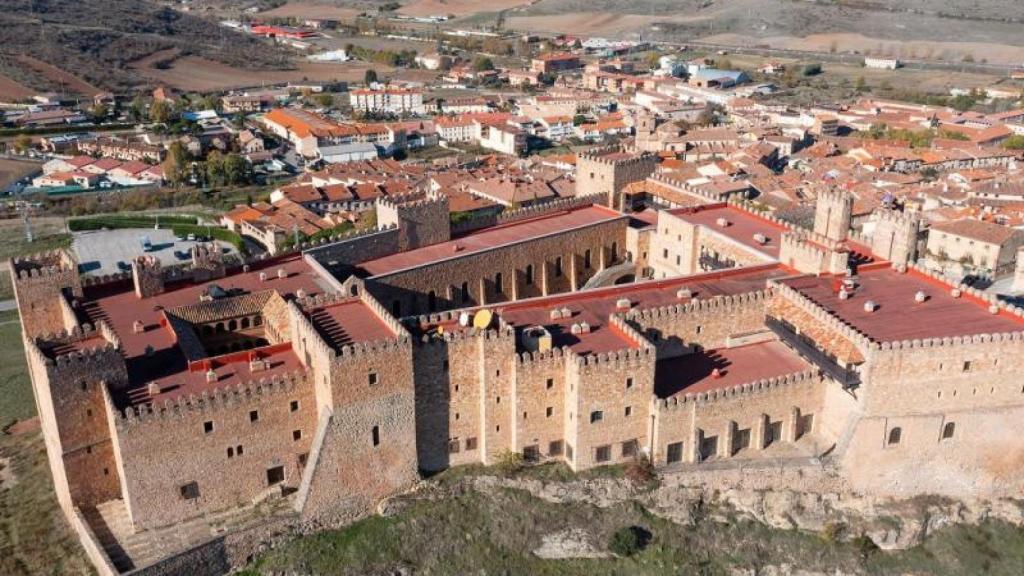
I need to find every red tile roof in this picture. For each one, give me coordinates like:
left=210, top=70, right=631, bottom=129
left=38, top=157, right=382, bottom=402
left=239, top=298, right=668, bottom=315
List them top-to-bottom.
left=359, top=205, right=625, bottom=277
left=780, top=266, right=1024, bottom=343
left=655, top=340, right=811, bottom=398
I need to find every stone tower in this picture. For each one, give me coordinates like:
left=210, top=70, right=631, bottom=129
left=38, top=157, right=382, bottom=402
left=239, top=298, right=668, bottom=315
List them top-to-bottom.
left=634, top=110, right=659, bottom=153
left=575, top=146, right=658, bottom=210
left=813, top=188, right=853, bottom=242
left=376, top=190, right=451, bottom=252
left=870, top=207, right=920, bottom=267
left=191, top=243, right=226, bottom=282
left=9, top=250, right=83, bottom=338
left=131, top=255, right=165, bottom=299
left=25, top=326, right=128, bottom=516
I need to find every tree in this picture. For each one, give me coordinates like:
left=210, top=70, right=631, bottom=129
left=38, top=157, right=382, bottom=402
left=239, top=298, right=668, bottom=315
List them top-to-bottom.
left=472, top=56, right=495, bottom=72
left=364, top=69, right=378, bottom=85
left=855, top=76, right=869, bottom=93
left=314, top=93, right=335, bottom=108
left=129, top=95, right=146, bottom=122
left=149, top=99, right=171, bottom=124
left=88, top=103, right=109, bottom=122
left=572, top=114, right=587, bottom=126
left=13, top=134, right=32, bottom=154
left=1003, top=135, right=1024, bottom=150
left=163, top=141, right=190, bottom=186
left=205, top=150, right=226, bottom=187
left=223, top=154, right=250, bottom=185
left=609, top=526, right=651, bottom=557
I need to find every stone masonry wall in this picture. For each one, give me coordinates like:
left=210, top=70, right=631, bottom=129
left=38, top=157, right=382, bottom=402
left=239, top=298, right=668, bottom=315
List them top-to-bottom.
left=369, top=217, right=628, bottom=317
left=113, top=375, right=317, bottom=531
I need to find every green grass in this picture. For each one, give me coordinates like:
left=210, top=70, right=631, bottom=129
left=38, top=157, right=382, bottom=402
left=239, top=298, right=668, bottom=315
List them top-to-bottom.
left=0, top=218, right=72, bottom=263
left=0, top=305, right=92, bottom=574
left=0, top=310, right=34, bottom=430
left=0, top=431, right=94, bottom=576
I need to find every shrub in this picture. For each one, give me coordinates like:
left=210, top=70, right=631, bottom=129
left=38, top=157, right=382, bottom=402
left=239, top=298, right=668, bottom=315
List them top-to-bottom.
left=494, top=450, right=525, bottom=475
left=624, top=455, right=656, bottom=486
left=820, top=521, right=847, bottom=544
left=608, top=525, right=651, bottom=556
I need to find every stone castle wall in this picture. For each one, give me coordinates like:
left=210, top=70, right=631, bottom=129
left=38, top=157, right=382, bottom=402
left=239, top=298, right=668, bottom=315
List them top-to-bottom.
left=369, top=216, right=628, bottom=317
left=112, top=373, right=317, bottom=530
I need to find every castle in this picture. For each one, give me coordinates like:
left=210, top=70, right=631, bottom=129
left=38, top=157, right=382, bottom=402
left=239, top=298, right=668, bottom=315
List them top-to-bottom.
left=13, top=154, right=1024, bottom=574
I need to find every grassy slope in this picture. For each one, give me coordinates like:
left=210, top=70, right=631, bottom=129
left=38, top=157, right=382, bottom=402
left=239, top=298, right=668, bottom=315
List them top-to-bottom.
left=0, top=310, right=34, bottom=430
left=244, top=471, right=1024, bottom=576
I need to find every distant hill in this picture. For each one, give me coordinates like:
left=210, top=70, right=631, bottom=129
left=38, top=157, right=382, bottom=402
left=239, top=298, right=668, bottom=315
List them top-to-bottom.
left=0, top=0, right=293, bottom=95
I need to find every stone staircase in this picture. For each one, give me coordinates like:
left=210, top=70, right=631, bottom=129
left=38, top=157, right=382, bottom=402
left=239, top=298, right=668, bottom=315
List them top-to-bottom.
left=82, top=496, right=298, bottom=573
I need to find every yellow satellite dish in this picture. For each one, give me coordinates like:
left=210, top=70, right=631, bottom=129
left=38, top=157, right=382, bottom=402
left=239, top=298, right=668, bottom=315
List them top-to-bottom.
left=472, top=309, right=493, bottom=329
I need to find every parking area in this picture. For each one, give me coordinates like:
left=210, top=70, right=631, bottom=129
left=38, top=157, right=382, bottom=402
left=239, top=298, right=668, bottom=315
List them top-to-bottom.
left=73, top=228, right=237, bottom=276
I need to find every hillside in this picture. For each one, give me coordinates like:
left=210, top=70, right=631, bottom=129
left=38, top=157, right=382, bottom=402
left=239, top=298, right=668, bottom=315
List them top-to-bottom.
left=0, top=0, right=293, bottom=94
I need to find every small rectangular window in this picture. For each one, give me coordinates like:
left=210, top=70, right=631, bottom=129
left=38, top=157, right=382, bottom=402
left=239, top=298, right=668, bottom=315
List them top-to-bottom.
left=962, top=361, right=972, bottom=372
left=369, top=372, right=379, bottom=386
left=626, top=377, right=633, bottom=389
left=546, top=378, right=554, bottom=389
left=289, top=400, right=299, bottom=412
left=546, top=406, right=553, bottom=417
left=624, top=406, right=632, bottom=417
left=249, top=410, right=259, bottom=423
left=590, top=410, right=603, bottom=424
left=204, top=421, right=214, bottom=434
left=372, top=425, right=380, bottom=446
left=293, top=430, right=302, bottom=441
left=465, top=437, right=478, bottom=451
left=448, top=438, right=461, bottom=454
left=622, top=439, right=638, bottom=458
left=549, top=440, right=563, bottom=456
left=666, top=441, right=683, bottom=463
left=595, top=445, right=611, bottom=463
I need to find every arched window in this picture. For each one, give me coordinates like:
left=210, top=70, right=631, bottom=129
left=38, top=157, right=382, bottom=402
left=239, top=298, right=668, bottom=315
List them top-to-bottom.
left=611, top=242, right=619, bottom=261
left=584, top=249, right=592, bottom=269
left=555, top=257, right=563, bottom=277
left=525, top=264, right=534, bottom=285
left=495, top=272, right=503, bottom=294
left=461, top=281, right=469, bottom=303
left=349, top=284, right=359, bottom=296
left=254, top=316, right=263, bottom=326
left=241, top=317, right=250, bottom=329
left=228, top=319, right=238, bottom=331
left=216, top=322, right=226, bottom=334
left=942, top=422, right=955, bottom=440
left=372, top=425, right=380, bottom=447
left=887, top=427, right=902, bottom=446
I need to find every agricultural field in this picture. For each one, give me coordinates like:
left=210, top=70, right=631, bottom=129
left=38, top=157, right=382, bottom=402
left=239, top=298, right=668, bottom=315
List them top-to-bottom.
left=398, top=0, right=535, bottom=18
left=261, top=1, right=363, bottom=20
left=130, top=50, right=387, bottom=92
left=0, top=74, right=34, bottom=102
left=0, top=159, right=41, bottom=191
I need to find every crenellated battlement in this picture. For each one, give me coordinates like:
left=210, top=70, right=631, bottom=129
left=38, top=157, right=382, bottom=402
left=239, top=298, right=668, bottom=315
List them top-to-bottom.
left=577, top=146, right=655, bottom=167
left=10, top=249, right=76, bottom=278
left=769, top=280, right=876, bottom=351
left=626, top=289, right=771, bottom=322
left=608, top=313, right=654, bottom=349
left=31, top=322, right=122, bottom=367
left=334, top=336, right=411, bottom=361
left=516, top=345, right=570, bottom=366
left=573, top=346, right=654, bottom=370
left=657, top=369, right=823, bottom=409
left=115, top=370, right=306, bottom=431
